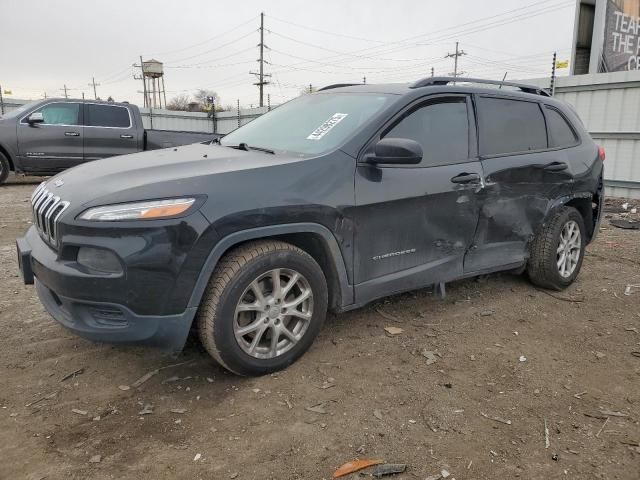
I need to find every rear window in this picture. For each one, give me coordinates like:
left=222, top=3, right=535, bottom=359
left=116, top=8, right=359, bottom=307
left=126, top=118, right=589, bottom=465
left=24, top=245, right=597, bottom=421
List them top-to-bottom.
left=478, top=97, right=547, bottom=156
left=86, top=104, right=130, bottom=128
left=545, top=106, right=578, bottom=148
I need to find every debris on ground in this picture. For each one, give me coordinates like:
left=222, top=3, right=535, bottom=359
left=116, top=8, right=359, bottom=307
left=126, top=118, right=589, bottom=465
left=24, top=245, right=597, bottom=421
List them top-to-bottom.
left=610, top=219, right=640, bottom=230
left=624, top=284, right=640, bottom=295
left=376, top=307, right=400, bottom=322
left=479, top=310, right=494, bottom=316
left=384, top=326, right=403, bottom=336
left=421, top=349, right=438, bottom=365
left=519, top=356, right=527, bottom=362
left=61, top=368, right=85, bottom=382
left=130, top=369, right=159, bottom=388
left=118, top=385, right=131, bottom=391
left=25, top=391, right=57, bottom=407
left=305, top=402, right=329, bottom=414
left=138, top=404, right=153, bottom=415
left=71, top=408, right=88, bottom=416
left=170, top=408, right=187, bottom=414
left=599, top=408, right=628, bottom=417
left=373, top=409, right=384, bottom=420
left=480, top=412, right=512, bottom=425
left=544, top=418, right=550, bottom=449
left=193, top=453, right=201, bottom=462
left=88, top=455, right=101, bottom=463
left=333, top=459, right=384, bottom=478
left=371, top=463, right=407, bottom=477
left=425, top=469, right=451, bottom=480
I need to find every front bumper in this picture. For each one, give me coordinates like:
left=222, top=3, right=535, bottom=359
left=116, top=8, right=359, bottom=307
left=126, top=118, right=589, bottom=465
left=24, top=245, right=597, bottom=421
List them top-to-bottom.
left=16, top=227, right=197, bottom=352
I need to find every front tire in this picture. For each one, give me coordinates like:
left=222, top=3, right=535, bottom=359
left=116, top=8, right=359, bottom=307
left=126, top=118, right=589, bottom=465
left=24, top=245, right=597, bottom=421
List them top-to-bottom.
left=0, top=152, right=10, bottom=185
left=527, top=206, right=586, bottom=290
left=196, top=240, right=328, bottom=376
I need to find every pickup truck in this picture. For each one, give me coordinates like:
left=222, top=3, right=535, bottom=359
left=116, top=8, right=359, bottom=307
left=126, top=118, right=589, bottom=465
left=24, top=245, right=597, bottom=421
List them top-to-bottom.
left=0, top=98, right=220, bottom=184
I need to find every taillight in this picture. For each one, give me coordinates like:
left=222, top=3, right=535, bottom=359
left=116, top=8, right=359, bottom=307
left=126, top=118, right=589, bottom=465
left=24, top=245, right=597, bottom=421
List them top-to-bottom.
left=598, top=145, right=606, bottom=161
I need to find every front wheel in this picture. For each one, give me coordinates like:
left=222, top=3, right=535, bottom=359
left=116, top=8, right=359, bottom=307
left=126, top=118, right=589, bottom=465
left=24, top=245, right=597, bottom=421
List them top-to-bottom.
left=0, top=152, right=10, bottom=185
left=527, top=206, right=586, bottom=290
left=196, top=240, right=328, bottom=376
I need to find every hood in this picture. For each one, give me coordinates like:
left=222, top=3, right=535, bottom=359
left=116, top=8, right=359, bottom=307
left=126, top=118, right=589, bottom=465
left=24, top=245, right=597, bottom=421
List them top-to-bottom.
left=44, top=143, right=306, bottom=210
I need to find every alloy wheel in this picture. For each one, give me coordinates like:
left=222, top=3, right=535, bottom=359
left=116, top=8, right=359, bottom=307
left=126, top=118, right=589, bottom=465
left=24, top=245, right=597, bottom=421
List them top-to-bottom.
left=556, top=220, right=581, bottom=278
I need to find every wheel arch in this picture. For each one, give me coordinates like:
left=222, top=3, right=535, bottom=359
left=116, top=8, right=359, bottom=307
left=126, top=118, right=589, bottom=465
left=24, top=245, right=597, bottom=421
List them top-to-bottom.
left=0, top=143, right=15, bottom=170
left=548, top=190, right=600, bottom=243
left=187, top=223, right=354, bottom=314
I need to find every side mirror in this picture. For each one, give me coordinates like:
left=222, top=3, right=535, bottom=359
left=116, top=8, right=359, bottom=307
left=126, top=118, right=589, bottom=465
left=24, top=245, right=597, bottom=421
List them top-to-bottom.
left=27, top=112, right=44, bottom=124
left=367, top=138, right=423, bottom=165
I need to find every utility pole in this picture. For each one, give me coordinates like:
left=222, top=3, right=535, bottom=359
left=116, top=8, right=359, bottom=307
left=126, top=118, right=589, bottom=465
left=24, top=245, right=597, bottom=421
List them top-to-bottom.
left=250, top=12, right=271, bottom=107
left=445, top=42, right=466, bottom=81
left=550, top=51, right=557, bottom=96
left=133, top=57, right=148, bottom=107
left=431, top=67, right=434, bottom=77
left=362, top=75, right=366, bottom=84
left=88, top=77, right=100, bottom=100
left=308, top=83, right=313, bottom=94
left=61, top=84, right=69, bottom=98
left=0, top=85, right=4, bottom=115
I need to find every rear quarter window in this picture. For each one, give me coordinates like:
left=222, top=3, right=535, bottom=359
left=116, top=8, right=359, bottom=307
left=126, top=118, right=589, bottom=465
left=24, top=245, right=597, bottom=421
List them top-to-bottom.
left=477, top=97, right=547, bottom=156
left=86, top=104, right=131, bottom=128
left=545, top=106, right=578, bottom=148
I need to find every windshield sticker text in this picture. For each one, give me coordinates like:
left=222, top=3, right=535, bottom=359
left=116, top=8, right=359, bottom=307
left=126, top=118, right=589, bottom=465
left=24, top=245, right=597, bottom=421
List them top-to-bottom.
left=306, top=113, right=349, bottom=140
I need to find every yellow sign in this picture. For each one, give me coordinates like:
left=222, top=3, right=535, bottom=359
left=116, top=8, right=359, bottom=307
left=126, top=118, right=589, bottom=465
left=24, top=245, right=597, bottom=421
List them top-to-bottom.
left=555, top=60, right=569, bottom=69
left=3, top=89, right=12, bottom=95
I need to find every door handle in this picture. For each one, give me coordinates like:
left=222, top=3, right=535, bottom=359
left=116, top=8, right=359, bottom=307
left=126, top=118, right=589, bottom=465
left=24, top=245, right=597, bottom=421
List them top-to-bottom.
left=64, top=131, right=80, bottom=137
left=120, top=134, right=134, bottom=139
left=542, top=161, right=568, bottom=172
left=451, top=172, right=481, bottom=184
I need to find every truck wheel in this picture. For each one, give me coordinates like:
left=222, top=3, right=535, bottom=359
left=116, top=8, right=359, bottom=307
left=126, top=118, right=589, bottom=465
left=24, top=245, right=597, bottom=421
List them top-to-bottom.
left=0, top=152, right=10, bottom=185
left=527, top=206, right=586, bottom=290
left=197, top=240, right=328, bottom=376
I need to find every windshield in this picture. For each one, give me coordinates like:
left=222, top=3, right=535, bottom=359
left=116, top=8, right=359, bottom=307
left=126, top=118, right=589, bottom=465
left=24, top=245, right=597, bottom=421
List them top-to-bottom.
left=221, top=92, right=394, bottom=155
left=0, top=101, right=40, bottom=120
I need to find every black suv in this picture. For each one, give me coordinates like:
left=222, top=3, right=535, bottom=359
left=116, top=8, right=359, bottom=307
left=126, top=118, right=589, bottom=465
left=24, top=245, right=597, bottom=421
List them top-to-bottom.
left=16, top=77, right=604, bottom=376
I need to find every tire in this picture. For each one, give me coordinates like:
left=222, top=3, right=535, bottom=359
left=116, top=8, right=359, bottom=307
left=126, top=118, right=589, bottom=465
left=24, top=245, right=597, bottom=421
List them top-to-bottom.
left=0, top=152, right=10, bottom=185
left=527, top=206, right=586, bottom=290
left=196, top=240, right=328, bottom=376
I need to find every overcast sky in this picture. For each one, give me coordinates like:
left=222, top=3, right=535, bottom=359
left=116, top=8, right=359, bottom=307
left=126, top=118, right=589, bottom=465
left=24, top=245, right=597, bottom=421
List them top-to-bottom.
left=1, top=0, right=575, bottom=107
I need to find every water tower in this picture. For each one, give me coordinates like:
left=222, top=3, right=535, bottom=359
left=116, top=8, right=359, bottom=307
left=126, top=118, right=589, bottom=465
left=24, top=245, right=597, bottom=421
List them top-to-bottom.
left=142, top=59, right=167, bottom=108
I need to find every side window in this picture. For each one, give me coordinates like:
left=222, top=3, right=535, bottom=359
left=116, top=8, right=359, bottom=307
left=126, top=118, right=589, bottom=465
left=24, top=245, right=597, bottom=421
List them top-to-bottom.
left=477, top=97, right=547, bottom=156
left=383, top=98, right=469, bottom=166
left=29, top=103, right=80, bottom=125
left=86, top=105, right=131, bottom=128
left=545, top=107, right=578, bottom=148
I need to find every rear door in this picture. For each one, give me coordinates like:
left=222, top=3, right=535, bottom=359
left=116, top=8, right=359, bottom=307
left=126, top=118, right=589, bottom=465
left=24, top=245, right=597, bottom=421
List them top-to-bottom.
left=354, top=95, right=483, bottom=302
left=464, top=95, right=574, bottom=273
left=16, top=101, right=83, bottom=172
left=83, top=103, right=138, bottom=162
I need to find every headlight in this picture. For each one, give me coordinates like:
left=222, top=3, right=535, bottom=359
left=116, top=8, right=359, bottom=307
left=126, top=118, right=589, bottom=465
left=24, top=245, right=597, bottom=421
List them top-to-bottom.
left=78, top=198, right=196, bottom=221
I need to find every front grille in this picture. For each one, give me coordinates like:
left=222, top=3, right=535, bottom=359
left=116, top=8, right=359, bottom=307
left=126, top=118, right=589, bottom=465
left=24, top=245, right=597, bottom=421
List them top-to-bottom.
left=31, top=182, right=70, bottom=247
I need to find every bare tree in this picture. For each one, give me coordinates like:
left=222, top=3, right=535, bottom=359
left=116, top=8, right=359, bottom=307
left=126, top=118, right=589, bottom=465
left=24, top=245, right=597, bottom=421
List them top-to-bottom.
left=193, top=89, right=220, bottom=111
left=166, top=94, right=191, bottom=111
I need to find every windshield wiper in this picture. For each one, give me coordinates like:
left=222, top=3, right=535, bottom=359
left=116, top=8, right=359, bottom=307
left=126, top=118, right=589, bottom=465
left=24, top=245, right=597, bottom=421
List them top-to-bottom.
left=226, top=142, right=275, bottom=154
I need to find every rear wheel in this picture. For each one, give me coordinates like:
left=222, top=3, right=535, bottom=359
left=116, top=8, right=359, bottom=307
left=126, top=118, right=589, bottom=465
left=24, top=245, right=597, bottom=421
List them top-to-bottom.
left=0, top=152, right=10, bottom=185
left=527, top=206, right=586, bottom=290
left=196, top=240, right=328, bottom=376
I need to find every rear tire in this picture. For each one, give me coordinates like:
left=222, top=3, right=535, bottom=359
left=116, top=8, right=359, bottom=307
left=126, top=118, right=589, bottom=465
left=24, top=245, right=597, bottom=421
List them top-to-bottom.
left=0, top=152, right=10, bottom=185
left=527, top=206, right=586, bottom=290
left=196, top=240, right=328, bottom=376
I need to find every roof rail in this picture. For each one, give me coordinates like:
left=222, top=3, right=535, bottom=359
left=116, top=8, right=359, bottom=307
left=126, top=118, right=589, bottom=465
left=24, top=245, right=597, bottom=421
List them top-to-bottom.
left=410, top=76, right=550, bottom=97
left=317, top=83, right=361, bottom=91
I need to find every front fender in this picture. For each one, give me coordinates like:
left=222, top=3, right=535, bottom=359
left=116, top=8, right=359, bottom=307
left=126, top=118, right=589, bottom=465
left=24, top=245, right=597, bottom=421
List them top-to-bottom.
left=187, top=222, right=354, bottom=311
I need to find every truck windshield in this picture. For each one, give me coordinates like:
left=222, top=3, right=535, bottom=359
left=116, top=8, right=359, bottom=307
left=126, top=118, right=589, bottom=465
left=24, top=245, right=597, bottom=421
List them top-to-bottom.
left=220, top=92, right=394, bottom=155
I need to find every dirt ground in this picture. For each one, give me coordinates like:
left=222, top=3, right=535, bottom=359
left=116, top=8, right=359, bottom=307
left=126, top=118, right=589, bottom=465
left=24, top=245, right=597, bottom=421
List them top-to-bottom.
left=1, top=174, right=639, bottom=480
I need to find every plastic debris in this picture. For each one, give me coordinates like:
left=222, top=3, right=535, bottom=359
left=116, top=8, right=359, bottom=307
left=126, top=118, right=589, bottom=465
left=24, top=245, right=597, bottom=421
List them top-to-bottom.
left=384, top=326, right=403, bottom=336
left=421, top=350, right=438, bottom=365
left=519, top=356, right=527, bottom=362
left=118, top=385, right=131, bottom=391
left=72, top=408, right=88, bottom=416
left=170, top=408, right=187, bottom=414
left=193, top=453, right=201, bottom=461
left=89, top=455, right=101, bottom=463
left=333, top=459, right=384, bottom=478
left=371, top=463, right=407, bottom=477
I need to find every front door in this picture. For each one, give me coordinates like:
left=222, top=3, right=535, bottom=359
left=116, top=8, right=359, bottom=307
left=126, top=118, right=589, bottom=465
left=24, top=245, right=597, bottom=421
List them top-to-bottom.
left=354, top=95, right=483, bottom=303
left=16, top=101, right=83, bottom=172
left=83, top=103, right=138, bottom=162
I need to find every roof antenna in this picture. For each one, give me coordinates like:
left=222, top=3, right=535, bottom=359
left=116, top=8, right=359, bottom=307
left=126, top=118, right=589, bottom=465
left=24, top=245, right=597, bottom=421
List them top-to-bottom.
left=499, top=72, right=508, bottom=89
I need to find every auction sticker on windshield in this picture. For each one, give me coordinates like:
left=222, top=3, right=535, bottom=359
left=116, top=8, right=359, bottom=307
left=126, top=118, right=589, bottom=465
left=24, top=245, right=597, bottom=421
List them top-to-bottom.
left=306, top=113, right=349, bottom=140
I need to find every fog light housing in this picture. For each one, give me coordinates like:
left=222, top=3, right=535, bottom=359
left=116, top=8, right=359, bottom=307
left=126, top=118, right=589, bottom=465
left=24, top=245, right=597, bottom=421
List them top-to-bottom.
left=77, top=247, right=123, bottom=274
